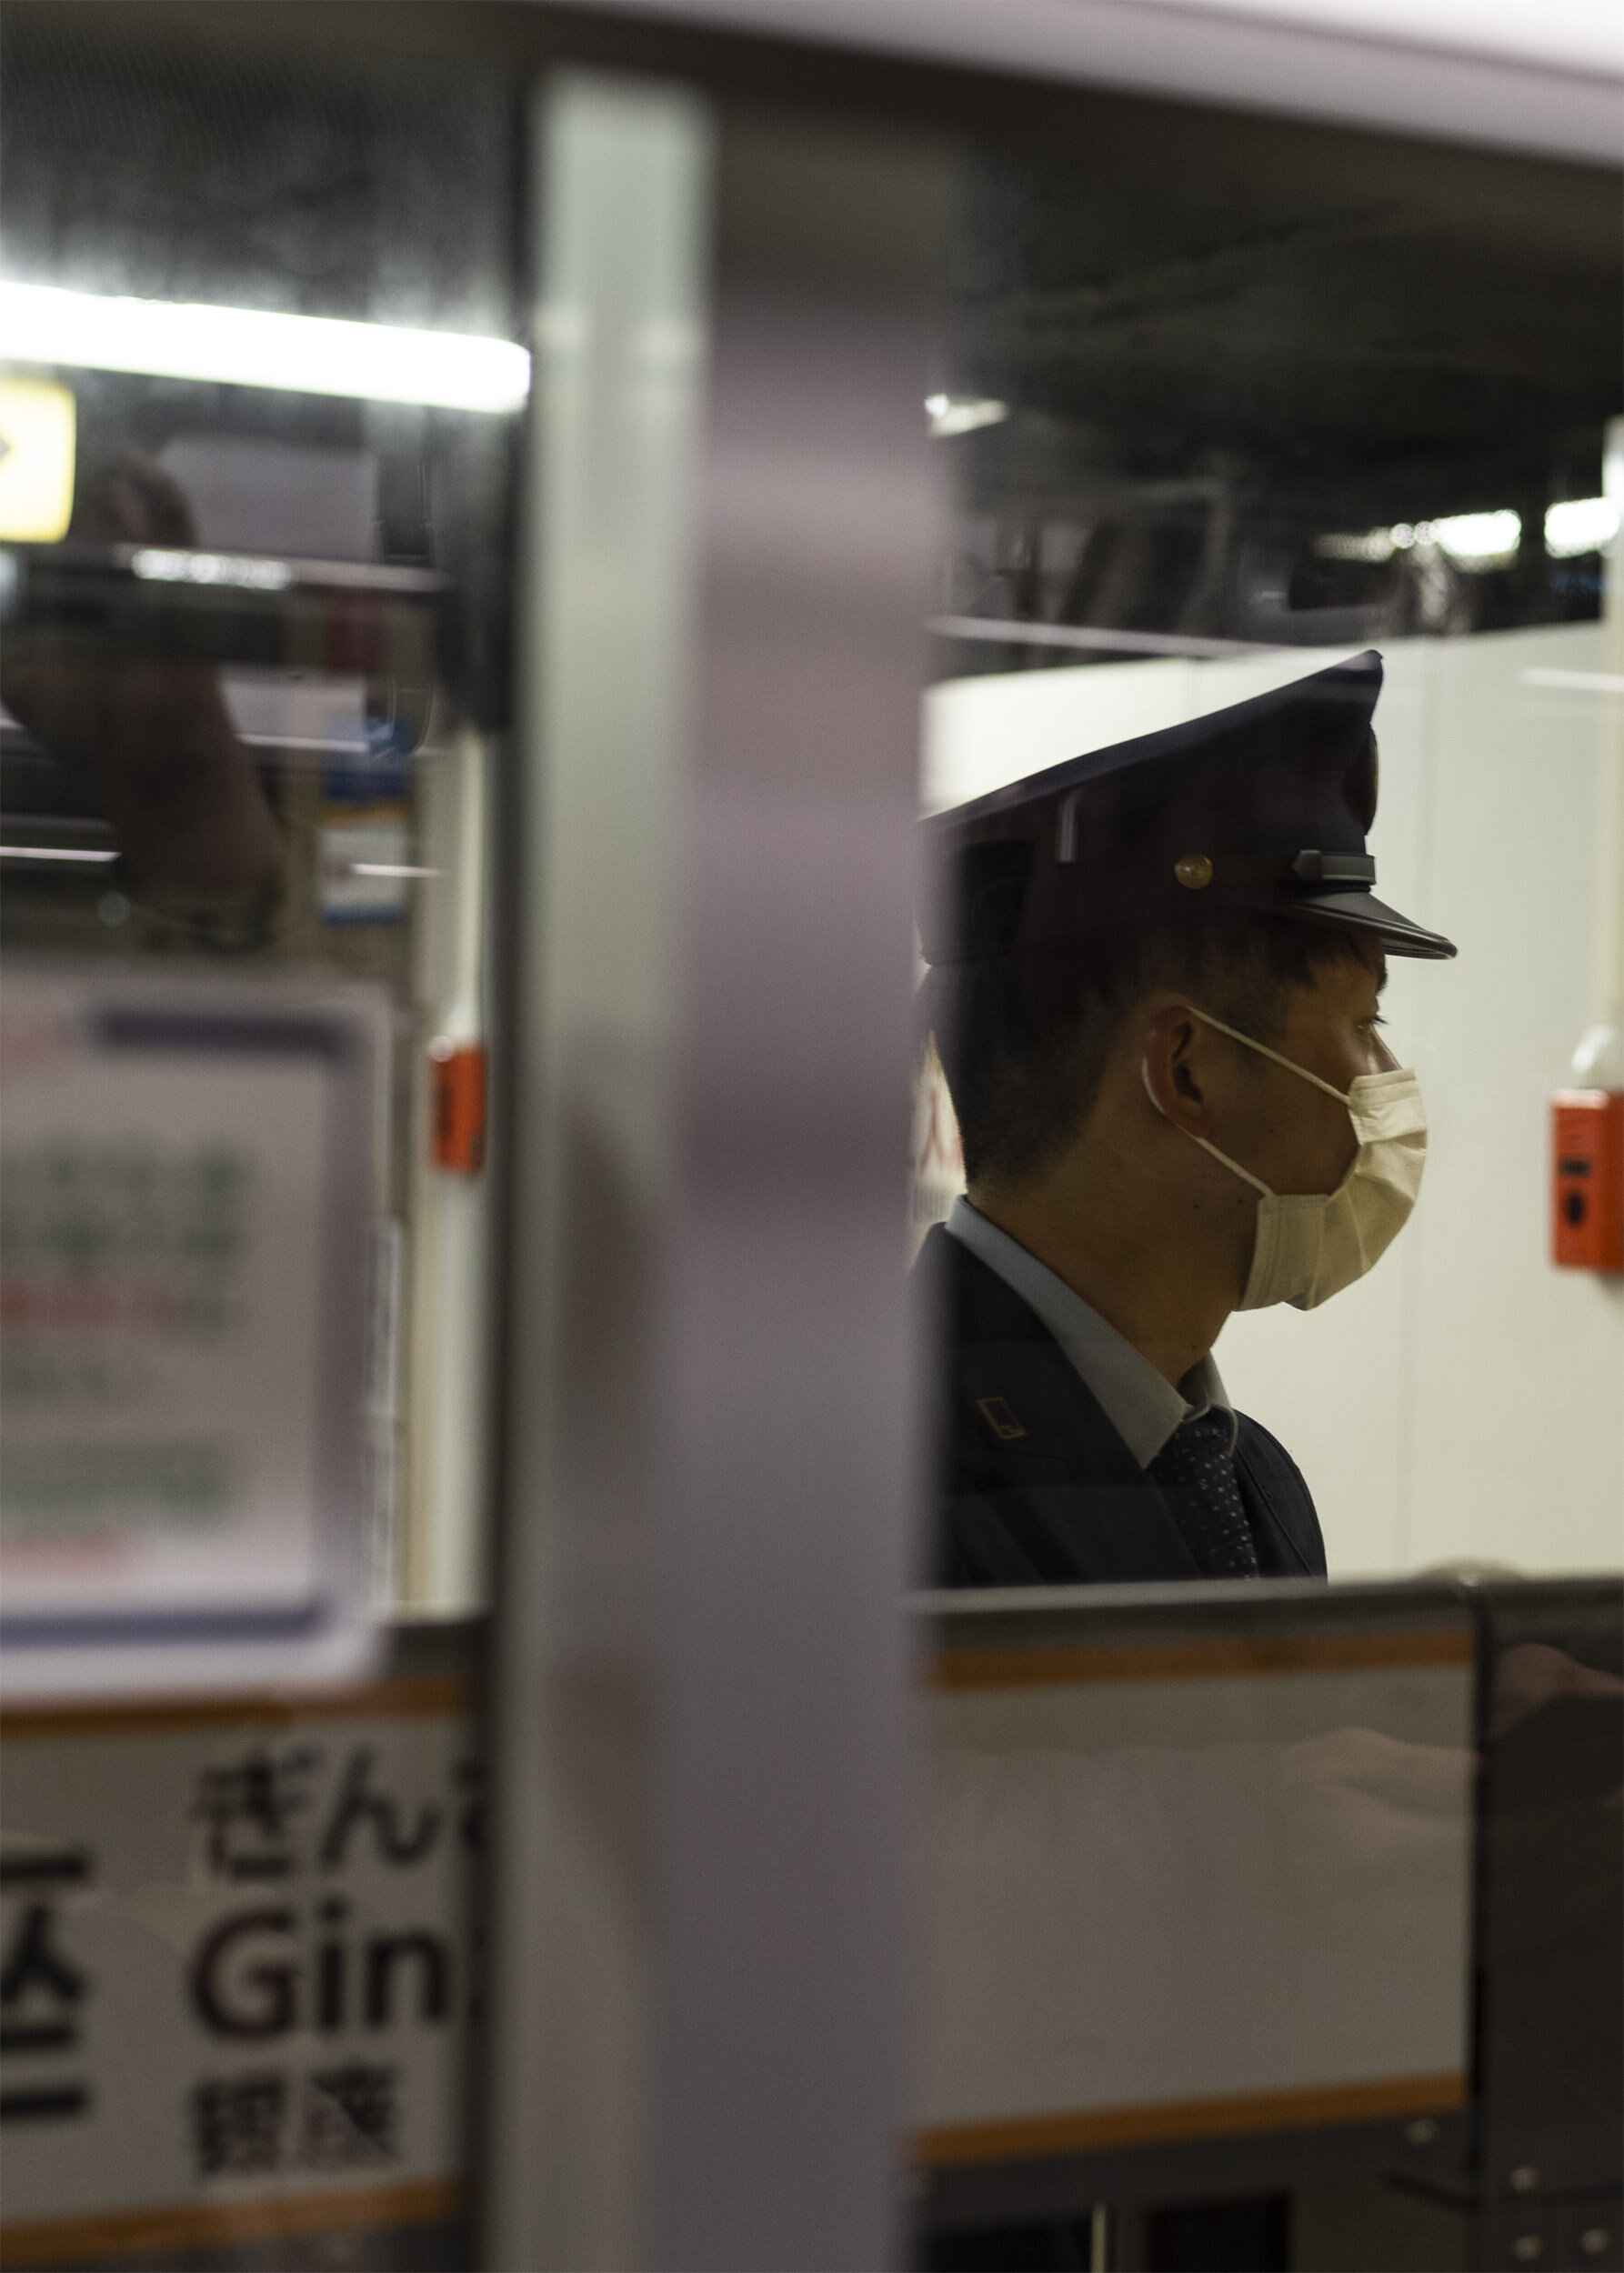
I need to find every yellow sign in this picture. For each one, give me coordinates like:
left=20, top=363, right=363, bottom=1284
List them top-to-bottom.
left=0, top=375, right=76, bottom=540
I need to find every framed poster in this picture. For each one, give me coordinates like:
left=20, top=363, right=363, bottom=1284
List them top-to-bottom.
left=1, top=967, right=386, bottom=1697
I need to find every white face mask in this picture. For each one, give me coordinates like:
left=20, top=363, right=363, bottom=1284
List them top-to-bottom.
left=1143, top=1006, right=1428, bottom=1311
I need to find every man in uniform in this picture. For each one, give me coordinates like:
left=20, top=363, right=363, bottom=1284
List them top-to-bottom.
left=916, top=648, right=1454, bottom=1587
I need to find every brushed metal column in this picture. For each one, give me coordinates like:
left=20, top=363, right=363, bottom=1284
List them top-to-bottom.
left=486, top=70, right=944, bottom=2272
left=650, top=109, right=945, bottom=2273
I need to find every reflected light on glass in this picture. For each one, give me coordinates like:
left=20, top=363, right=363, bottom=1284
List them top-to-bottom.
left=0, top=281, right=532, bottom=413
left=0, top=375, right=75, bottom=541
left=926, top=393, right=1009, bottom=438
left=1545, top=496, right=1619, bottom=558
left=1426, top=509, right=1521, bottom=566
left=1315, top=510, right=1521, bottom=569
left=1314, top=528, right=1398, bottom=564
left=132, top=547, right=294, bottom=591
left=1522, top=668, right=1624, bottom=695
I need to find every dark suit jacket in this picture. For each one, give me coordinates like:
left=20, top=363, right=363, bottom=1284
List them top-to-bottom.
left=917, top=1224, right=1326, bottom=1587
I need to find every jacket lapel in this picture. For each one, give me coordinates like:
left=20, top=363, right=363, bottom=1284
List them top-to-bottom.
left=923, top=1227, right=1203, bottom=1585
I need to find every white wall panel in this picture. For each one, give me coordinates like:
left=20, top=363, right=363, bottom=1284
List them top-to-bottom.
left=1401, top=627, right=1624, bottom=1573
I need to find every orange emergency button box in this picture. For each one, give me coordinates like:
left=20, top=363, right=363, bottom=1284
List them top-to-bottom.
left=429, top=1038, right=486, bottom=1174
left=1551, top=1088, right=1624, bottom=1273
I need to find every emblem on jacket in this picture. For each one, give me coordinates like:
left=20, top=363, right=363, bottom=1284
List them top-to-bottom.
left=976, top=1396, right=1027, bottom=1442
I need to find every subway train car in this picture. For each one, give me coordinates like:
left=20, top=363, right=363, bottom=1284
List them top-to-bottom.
left=0, top=4, right=1619, bottom=2270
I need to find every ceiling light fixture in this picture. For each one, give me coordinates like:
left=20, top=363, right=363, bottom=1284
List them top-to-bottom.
left=0, top=280, right=532, bottom=414
left=1545, top=496, right=1619, bottom=559
left=1428, top=509, right=1521, bottom=566
left=1314, top=510, right=1520, bottom=570
left=1313, top=529, right=1397, bottom=564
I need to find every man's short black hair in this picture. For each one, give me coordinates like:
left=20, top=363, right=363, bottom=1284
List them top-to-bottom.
left=920, top=914, right=1368, bottom=1187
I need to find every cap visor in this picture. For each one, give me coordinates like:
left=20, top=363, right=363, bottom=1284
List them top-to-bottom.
left=1276, top=887, right=1457, bottom=960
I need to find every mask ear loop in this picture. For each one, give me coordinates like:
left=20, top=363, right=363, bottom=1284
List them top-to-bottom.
left=1183, top=1005, right=1353, bottom=1106
left=1140, top=1056, right=1277, bottom=1198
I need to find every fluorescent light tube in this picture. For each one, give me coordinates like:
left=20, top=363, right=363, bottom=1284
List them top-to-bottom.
left=0, top=281, right=531, bottom=414
left=1544, top=496, right=1619, bottom=558
left=1427, top=509, right=1521, bottom=566
left=1316, top=511, right=1521, bottom=569
left=1313, top=529, right=1397, bottom=563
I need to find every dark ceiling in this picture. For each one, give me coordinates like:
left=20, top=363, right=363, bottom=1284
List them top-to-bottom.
left=4, top=5, right=1619, bottom=660
left=936, top=95, right=1621, bottom=656
left=947, top=102, right=1619, bottom=512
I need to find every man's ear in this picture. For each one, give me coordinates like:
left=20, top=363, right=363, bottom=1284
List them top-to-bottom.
left=1140, top=1004, right=1208, bottom=1133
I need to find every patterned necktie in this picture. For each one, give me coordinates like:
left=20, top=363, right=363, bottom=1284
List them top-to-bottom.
left=1147, top=1408, right=1260, bottom=1577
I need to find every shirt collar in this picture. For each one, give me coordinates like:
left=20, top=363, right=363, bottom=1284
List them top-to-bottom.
left=944, top=1197, right=1235, bottom=1469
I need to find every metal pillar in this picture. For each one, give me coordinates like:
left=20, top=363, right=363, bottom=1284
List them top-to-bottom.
left=484, top=68, right=946, bottom=2272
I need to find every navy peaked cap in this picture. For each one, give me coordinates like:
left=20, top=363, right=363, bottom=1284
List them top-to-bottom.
left=918, top=650, right=1455, bottom=964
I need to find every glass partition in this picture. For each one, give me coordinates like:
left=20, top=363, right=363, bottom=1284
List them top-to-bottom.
left=1, top=15, right=520, bottom=1649
left=0, top=19, right=515, bottom=2264
left=916, top=98, right=1623, bottom=1581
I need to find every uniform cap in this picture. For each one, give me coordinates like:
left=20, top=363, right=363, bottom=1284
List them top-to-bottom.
left=918, top=649, right=1455, bottom=965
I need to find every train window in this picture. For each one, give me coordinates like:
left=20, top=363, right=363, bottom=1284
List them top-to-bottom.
left=1, top=16, right=520, bottom=1670
left=0, top=21, right=515, bottom=2262
left=917, top=100, right=1622, bottom=1581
